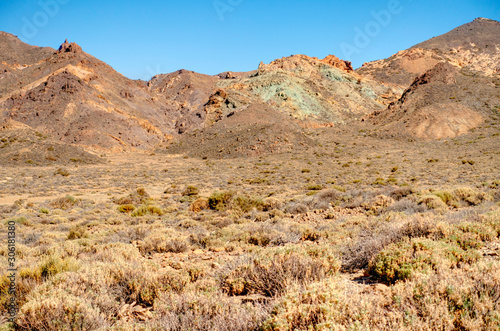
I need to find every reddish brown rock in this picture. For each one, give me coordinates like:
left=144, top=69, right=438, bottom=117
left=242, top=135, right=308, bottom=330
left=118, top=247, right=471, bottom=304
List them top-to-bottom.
left=57, top=39, right=83, bottom=54
left=321, top=54, right=353, bottom=72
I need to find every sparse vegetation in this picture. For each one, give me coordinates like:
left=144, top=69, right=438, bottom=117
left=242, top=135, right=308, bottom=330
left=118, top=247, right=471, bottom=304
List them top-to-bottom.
left=0, top=112, right=498, bottom=330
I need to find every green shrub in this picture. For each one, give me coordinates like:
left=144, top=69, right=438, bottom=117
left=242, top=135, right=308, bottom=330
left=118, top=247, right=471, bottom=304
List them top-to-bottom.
left=54, top=168, right=70, bottom=176
left=373, top=178, right=386, bottom=185
left=306, top=184, right=323, bottom=191
left=182, top=185, right=199, bottom=196
left=433, top=187, right=492, bottom=208
left=208, top=191, right=234, bottom=211
left=232, top=195, right=264, bottom=213
left=118, top=204, right=136, bottom=213
left=131, top=205, right=164, bottom=217
left=7, top=217, right=33, bottom=226
left=368, top=238, right=480, bottom=283
left=35, top=256, right=79, bottom=281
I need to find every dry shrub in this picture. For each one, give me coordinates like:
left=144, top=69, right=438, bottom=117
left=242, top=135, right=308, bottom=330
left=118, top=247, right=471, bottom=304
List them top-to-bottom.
left=54, top=168, right=70, bottom=176
left=389, top=186, right=414, bottom=200
left=434, top=187, right=493, bottom=208
left=453, top=187, right=493, bottom=206
left=113, top=188, right=150, bottom=205
left=309, top=189, right=345, bottom=210
left=343, top=189, right=378, bottom=209
left=205, top=191, right=265, bottom=214
left=419, top=194, right=448, bottom=210
left=49, top=195, right=79, bottom=210
left=361, top=195, right=395, bottom=214
left=189, top=197, right=209, bottom=212
left=262, top=197, right=284, bottom=211
left=387, top=198, right=427, bottom=214
left=284, top=202, right=308, bottom=214
left=342, top=217, right=437, bottom=272
left=399, top=217, right=434, bottom=238
left=217, top=221, right=302, bottom=248
left=451, top=221, right=497, bottom=250
left=245, top=223, right=294, bottom=247
left=341, top=224, right=403, bottom=272
left=67, top=225, right=88, bottom=240
left=115, top=225, right=149, bottom=243
left=188, top=229, right=211, bottom=249
left=140, top=234, right=189, bottom=254
left=222, top=246, right=340, bottom=297
left=16, top=260, right=190, bottom=328
left=264, top=262, right=500, bottom=330
left=389, top=262, right=500, bottom=330
left=111, top=267, right=189, bottom=306
left=0, top=275, right=12, bottom=312
left=262, top=278, right=350, bottom=330
left=16, top=289, right=106, bottom=331
left=152, top=291, right=271, bottom=331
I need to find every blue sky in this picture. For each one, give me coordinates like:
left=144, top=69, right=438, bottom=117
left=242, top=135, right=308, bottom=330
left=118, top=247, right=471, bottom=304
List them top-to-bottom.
left=0, top=0, right=498, bottom=80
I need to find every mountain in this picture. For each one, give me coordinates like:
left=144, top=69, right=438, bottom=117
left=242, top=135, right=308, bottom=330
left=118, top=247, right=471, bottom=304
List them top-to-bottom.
left=0, top=18, right=498, bottom=162
left=357, top=18, right=500, bottom=87
left=0, top=34, right=398, bottom=158
left=0, top=37, right=210, bottom=153
left=210, top=54, right=397, bottom=125
left=362, top=62, right=497, bottom=139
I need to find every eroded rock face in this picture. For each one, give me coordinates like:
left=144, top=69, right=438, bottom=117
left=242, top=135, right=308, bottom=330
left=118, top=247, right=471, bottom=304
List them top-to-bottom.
left=57, top=39, right=83, bottom=54
left=257, top=54, right=354, bottom=76
left=321, top=55, right=353, bottom=72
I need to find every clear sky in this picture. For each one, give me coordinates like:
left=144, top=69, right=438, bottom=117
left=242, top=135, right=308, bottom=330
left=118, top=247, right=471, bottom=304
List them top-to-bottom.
left=0, top=0, right=498, bottom=80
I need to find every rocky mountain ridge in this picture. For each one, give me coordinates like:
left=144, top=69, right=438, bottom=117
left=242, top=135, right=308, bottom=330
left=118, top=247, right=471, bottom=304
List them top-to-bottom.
left=0, top=17, right=498, bottom=163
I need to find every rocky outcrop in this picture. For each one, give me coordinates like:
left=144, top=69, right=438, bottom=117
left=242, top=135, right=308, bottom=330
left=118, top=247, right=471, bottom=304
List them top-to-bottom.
left=57, top=39, right=83, bottom=54
left=321, top=55, right=353, bottom=72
